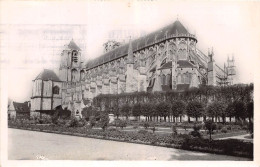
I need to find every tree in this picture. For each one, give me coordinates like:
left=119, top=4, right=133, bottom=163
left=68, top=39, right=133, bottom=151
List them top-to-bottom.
left=171, top=100, right=186, bottom=122
left=233, top=100, right=246, bottom=121
left=186, top=101, right=204, bottom=122
left=207, top=101, right=226, bottom=122
left=246, top=101, right=253, bottom=123
left=156, top=102, right=171, bottom=122
left=226, top=102, right=235, bottom=122
left=132, top=103, right=141, bottom=120
left=140, top=103, right=154, bottom=121
left=120, top=104, right=131, bottom=119
left=81, top=106, right=96, bottom=120
left=112, top=106, right=120, bottom=119
left=99, top=113, right=110, bottom=131
left=204, top=119, right=217, bottom=140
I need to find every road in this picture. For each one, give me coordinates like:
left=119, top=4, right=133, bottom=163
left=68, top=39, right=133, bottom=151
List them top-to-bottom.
left=8, top=128, right=251, bottom=160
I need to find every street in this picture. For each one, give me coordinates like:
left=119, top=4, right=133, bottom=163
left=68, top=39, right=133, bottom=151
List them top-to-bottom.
left=8, top=128, right=251, bottom=160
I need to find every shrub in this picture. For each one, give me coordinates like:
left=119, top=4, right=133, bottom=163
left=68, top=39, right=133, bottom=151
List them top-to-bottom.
left=51, top=110, right=59, bottom=124
left=99, top=113, right=110, bottom=131
left=89, top=116, right=96, bottom=128
left=67, top=118, right=78, bottom=127
left=57, top=119, right=66, bottom=126
left=77, top=119, right=87, bottom=127
left=204, top=119, right=217, bottom=140
left=118, top=120, right=127, bottom=129
left=143, top=122, right=150, bottom=129
left=150, top=122, right=156, bottom=133
left=193, top=123, right=202, bottom=132
left=217, top=123, right=224, bottom=131
left=133, top=125, right=139, bottom=129
left=171, top=125, right=178, bottom=135
left=226, top=125, right=232, bottom=130
left=221, top=127, right=228, bottom=133
left=138, top=129, right=149, bottom=135
left=190, top=131, right=201, bottom=138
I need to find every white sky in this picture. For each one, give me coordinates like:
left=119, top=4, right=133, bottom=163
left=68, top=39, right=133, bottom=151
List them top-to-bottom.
left=1, top=0, right=260, bottom=102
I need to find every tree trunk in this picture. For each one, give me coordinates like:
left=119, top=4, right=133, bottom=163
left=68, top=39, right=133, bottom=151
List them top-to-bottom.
left=157, top=116, right=158, bottom=122
left=164, top=116, right=166, bottom=122
left=168, top=116, right=170, bottom=122
left=180, top=116, right=182, bottom=122
left=188, top=116, right=190, bottom=123
left=203, top=116, right=206, bottom=122
left=222, top=116, right=226, bottom=123
left=229, top=116, right=232, bottom=122
left=196, top=117, right=198, bottom=122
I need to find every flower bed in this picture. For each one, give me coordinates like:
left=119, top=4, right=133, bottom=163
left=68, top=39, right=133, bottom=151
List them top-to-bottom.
left=8, top=121, right=253, bottom=159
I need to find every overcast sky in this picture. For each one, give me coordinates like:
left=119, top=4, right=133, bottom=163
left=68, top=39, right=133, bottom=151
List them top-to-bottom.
left=1, top=0, right=259, bottom=102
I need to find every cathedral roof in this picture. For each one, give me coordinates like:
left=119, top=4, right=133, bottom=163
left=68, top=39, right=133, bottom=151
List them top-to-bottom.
left=85, top=20, right=194, bottom=70
left=68, top=40, right=81, bottom=51
left=34, top=69, right=61, bottom=82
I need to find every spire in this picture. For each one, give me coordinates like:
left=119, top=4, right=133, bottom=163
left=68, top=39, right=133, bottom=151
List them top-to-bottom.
left=127, top=38, right=134, bottom=64
left=68, top=39, right=81, bottom=51
left=211, top=47, right=214, bottom=56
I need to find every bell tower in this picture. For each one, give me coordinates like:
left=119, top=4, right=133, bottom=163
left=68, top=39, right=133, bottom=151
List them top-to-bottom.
left=59, top=39, right=82, bottom=106
left=59, top=39, right=82, bottom=82
left=227, top=55, right=236, bottom=85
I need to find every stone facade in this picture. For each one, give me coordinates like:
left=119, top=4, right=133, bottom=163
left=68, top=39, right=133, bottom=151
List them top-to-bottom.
left=34, top=19, right=235, bottom=117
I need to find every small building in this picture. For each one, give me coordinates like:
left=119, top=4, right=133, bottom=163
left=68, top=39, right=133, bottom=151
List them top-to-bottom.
left=30, top=69, right=62, bottom=117
left=13, top=101, right=30, bottom=119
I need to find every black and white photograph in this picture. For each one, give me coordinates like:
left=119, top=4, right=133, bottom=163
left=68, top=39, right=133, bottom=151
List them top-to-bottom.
left=1, top=0, right=259, bottom=166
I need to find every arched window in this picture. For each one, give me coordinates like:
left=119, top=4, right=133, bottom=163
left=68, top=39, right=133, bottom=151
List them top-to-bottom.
left=72, top=50, right=78, bottom=63
left=71, top=69, right=78, bottom=82
left=80, top=70, right=85, bottom=81
left=184, top=73, right=189, bottom=84
left=161, top=74, right=166, bottom=85
left=166, top=74, right=171, bottom=85
left=177, top=74, right=181, bottom=84
left=181, top=74, right=184, bottom=83
left=53, top=85, right=60, bottom=95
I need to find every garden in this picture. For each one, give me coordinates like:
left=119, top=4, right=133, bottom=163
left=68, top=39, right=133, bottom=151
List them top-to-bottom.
left=8, top=84, right=254, bottom=159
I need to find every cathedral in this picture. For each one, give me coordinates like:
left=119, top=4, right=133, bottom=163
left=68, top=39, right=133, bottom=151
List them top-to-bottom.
left=31, top=19, right=235, bottom=117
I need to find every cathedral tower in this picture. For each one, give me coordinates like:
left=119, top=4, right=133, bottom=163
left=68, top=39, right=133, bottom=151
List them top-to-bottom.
left=59, top=40, right=83, bottom=115
left=207, top=48, right=216, bottom=86
left=227, top=55, right=236, bottom=85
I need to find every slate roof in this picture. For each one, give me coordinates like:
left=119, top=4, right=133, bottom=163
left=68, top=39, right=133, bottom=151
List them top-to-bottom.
left=85, top=20, right=195, bottom=70
left=68, top=40, right=81, bottom=51
left=177, top=60, right=195, bottom=68
left=158, top=61, right=172, bottom=70
left=34, top=69, right=61, bottom=82
left=13, top=102, right=30, bottom=113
